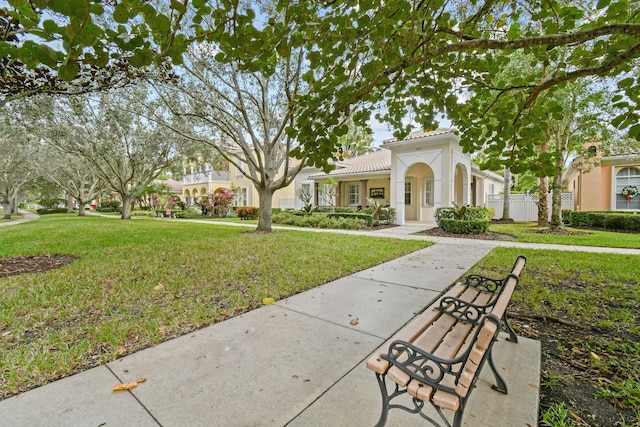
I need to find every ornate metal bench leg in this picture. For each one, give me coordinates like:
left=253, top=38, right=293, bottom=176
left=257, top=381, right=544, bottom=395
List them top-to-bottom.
left=503, top=312, right=518, bottom=343
left=487, top=345, right=508, bottom=394
left=374, top=373, right=390, bottom=427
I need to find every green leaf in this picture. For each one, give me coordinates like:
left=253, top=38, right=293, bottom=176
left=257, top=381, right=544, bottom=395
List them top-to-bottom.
left=170, top=0, right=187, bottom=14
left=113, top=3, right=129, bottom=24
left=35, top=44, right=60, bottom=68
left=129, top=48, right=153, bottom=67
left=58, top=60, right=79, bottom=80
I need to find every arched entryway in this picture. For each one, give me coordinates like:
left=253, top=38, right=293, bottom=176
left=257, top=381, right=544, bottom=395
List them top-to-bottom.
left=404, top=163, right=436, bottom=222
left=454, top=163, right=469, bottom=206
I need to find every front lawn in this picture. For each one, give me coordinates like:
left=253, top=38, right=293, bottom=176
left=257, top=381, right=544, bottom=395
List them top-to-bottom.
left=0, top=215, right=430, bottom=399
left=489, top=222, right=640, bottom=249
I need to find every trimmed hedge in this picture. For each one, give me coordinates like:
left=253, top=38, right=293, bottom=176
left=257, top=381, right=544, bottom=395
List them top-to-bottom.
left=237, top=206, right=259, bottom=220
left=435, top=206, right=494, bottom=226
left=36, top=208, right=69, bottom=215
left=562, top=210, right=640, bottom=232
left=272, top=212, right=367, bottom=230
left=327, top=212, right=374, bottom=226
left=439, top=218, right=488, bottom=234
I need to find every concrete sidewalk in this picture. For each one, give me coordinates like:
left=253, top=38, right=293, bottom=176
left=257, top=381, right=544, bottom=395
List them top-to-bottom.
left=0, top=240, right=540, bottom=426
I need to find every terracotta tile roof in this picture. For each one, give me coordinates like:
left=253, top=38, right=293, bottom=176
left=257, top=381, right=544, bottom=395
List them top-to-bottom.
left=383, top=128, right=457, bottom=144
left=607, top=144, right=640, bottom=156
left=310, top=149, right=391, bottom=178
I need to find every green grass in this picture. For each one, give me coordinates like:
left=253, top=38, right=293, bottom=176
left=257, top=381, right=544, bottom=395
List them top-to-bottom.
left=0, top=213, right=22, bottom=223
left=0, top=215, right=430, bottom=398
left=488, top=222, right=640, bottom=249
left=470, top=247, right=640, bottom=422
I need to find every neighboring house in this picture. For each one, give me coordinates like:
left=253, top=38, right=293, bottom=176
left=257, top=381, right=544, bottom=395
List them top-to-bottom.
left=181, top=129, right=504, bottom=224
left=308, top=129, right=504, bottom=225
left=564, top=144, right=640, bottom=211
left=182, top=159, right=297, bottom=210
left=154, top=179, right=182, bottom=196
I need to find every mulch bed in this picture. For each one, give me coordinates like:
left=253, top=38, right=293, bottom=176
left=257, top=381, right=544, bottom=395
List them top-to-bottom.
left=0, top=254, right=78, bottom=278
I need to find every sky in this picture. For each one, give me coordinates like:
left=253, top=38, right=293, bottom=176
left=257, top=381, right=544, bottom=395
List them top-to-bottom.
left=368, top=116, right=453, bottom=147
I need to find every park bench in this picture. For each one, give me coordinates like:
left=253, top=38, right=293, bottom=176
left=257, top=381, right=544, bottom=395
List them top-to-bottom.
left=366, top=255, right=526, bottom=427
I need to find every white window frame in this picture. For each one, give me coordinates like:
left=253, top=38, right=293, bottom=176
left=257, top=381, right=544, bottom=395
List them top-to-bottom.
left=235, top=160, right=244, bottom=178
left=616, top=167, right=640, bottom=210
left=423, top=178, right=434, bottom=206
left=404, top=179, right=413, bottom=206
left=347, top=182, right=360, bottom=206
left=234, top=187, right=248, bottom=206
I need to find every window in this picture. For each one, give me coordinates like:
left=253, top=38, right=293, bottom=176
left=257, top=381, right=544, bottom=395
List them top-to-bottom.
left=235, top=160, right=244, bottom=178
left=616, top=167, right=640, bottom=210
left=423, top=178, right=433, bottom=206
left=404, top=180, right=412, bottom=206
left=347, top=183, right=360, bottom=206
left=489, top=184, right=495, bottom=195
left=234, top=187, right=248, bottom=206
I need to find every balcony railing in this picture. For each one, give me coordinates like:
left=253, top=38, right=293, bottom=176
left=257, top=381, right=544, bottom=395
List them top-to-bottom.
left=183, top=171, right=230, bottom=185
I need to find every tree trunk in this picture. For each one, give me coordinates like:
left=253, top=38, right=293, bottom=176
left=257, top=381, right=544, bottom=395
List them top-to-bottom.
left=550, top=157, right=565, bottom=231
left=502, top=167, right=511, bottom=220
left=537, top=177, right=549, bottom=227
left=256, top=187, right=275, bottom=232
left=66, top=193, right=74, bottom=213
left=11, top=195, right=19, bottom=215
left=121, top=195, right=132, bottom=220
left=2, top=200, right=10, bottom=219
left=78, top=204, right=87, bottom=216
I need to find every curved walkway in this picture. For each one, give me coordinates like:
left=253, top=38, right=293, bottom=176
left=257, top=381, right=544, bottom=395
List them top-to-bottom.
left=0, top=210, right=39, bottom=227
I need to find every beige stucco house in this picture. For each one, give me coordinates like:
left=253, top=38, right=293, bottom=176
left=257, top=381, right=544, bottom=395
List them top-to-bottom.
left=181, top=129, right=504, bottom=224
left=308, top=129, right=504, bottom=225
left=564, top=145, right=640, bottom=211
left=182, top=159, right=297, bottom=210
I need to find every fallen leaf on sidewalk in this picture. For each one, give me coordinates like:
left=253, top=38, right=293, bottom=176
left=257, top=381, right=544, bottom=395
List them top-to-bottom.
left=350, top=317, right=359, bottom=325
left=112, top=378, right=146, bottom=391
left=112, top=382, right=138, bottom=391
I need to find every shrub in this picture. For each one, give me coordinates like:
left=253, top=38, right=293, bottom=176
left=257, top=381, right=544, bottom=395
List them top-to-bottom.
left=38, top=198, right=66, bottom=209
left=237, top=206, right=259, bottom=220
left=435, top=206, right=493, bottom=226
left=36, top=207, right=68, bottom=215
left=131, top=210, right=154, bottom=217
left=564, top=210, right=640, bottom=232
left=272, top=212, right=367, bottom=230
left=327, top=212, right=374, bottom=226
left=440, top=218, right=488, bottom=234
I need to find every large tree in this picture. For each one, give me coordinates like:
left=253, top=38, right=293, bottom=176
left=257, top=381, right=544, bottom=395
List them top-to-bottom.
left=277, top=0, right=640, bottom=170
left=152, top=3, right=309, bottom=232
left=40, top=87, right=181, bottom=219
left=0, top=105, right=39, bottom=218
left=42, top=146, right=108, bottom=216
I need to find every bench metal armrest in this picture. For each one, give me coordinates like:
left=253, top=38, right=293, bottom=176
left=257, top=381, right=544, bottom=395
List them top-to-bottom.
left=463, top=274, right=504, bottom=293
left=435, top=295, right=497, bottom=324
left=381, top=314, right=502, bottom=395
left=381, top=340, right=464, bottom=395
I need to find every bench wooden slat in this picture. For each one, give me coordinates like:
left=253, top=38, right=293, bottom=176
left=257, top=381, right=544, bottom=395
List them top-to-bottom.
left=366, top=282, right=471, bottom=374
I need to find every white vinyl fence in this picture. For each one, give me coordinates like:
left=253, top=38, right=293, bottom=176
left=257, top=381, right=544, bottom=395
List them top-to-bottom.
left=487, top=193, right=574, bottom=222
left=279, top=197, right=295, bottom=210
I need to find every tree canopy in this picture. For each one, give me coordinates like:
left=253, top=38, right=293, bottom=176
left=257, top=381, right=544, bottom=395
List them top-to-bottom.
left=3, top=0, right=640, bottom=173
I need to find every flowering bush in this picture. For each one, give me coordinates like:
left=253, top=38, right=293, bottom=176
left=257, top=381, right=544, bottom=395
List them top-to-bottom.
left=622, top=185, right=638, bottom=201
left=199, top=188, right=235, bottom=217
left=237, top=206, right=259, bottom=220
